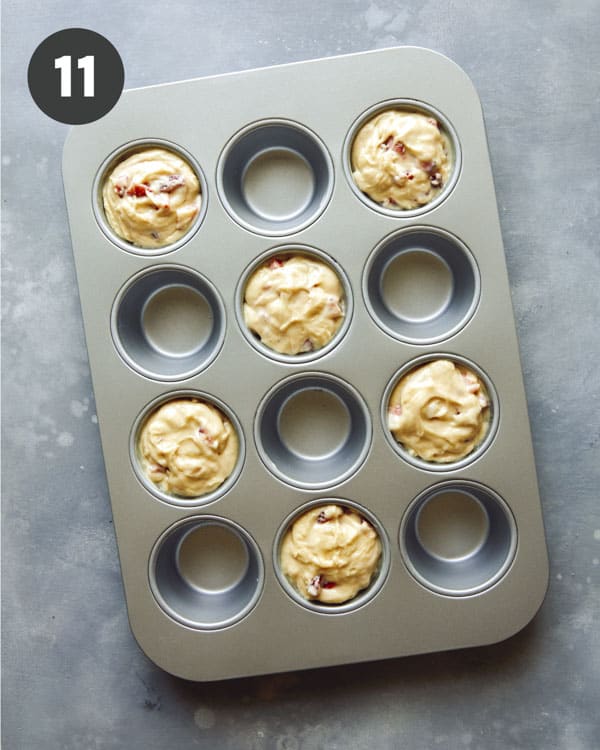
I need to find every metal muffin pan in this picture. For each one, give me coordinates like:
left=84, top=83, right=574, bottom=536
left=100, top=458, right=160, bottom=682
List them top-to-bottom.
left=62, top=46, right=548, bottom=681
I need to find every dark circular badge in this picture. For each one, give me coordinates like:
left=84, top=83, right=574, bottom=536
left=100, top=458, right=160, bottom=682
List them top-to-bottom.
left=28, top=28, right=124, bottom=125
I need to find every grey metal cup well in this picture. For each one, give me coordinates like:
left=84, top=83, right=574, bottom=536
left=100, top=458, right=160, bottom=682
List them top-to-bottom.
left=62, top=47, right=548, bottom=681
left=217, top=119, right=334, bottom=236
left=364, top=227, right=480, bottom=344
left=112, top=265, right=225, bottom=380
left=255, top=372, right=372, bottom=489
left=400, top=481, right=517, bottom=596
left=150, top=516, right=264, bottom=630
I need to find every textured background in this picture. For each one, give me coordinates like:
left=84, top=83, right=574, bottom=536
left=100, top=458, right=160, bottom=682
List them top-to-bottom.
left=2, top=1, right=599, bottom=748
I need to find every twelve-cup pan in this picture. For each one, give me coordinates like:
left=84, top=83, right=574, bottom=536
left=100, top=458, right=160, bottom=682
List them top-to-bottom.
left=63, top=47, right=548, bottom=681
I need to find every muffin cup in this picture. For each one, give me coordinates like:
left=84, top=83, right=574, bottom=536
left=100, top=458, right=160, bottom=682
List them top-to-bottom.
left=343, top=99, right=461, bottom=217
left=217, top=119, right=334, bottom=235
left=93, top=138, right=207, bottom=255
left=363, top=227, right=480, bottom=344
left=236, top=245, right=353, bottom=364
left=111, top=265, right=225, bottom=381
left=382, top=354, right=499, bottom=472
left=255, top=373, right=371, bottom=489
left=130, top=390, right=245, bottom=507
left=400, top=481, right=517, bottom=596
left=273, top=498, right=390, bottom=614
left=149, top=516, right=264, bottom=630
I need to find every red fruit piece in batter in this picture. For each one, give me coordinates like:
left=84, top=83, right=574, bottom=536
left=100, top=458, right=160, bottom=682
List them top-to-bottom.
left=159, top=175, right=185, bottom=193
left=126, top=183, right=148, bottom=198
left=198, top=427, right=212, bottom=442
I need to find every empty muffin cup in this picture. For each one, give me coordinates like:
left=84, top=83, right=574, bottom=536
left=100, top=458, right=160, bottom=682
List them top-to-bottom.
left=344, top=100, right=460, bottom=217
left=217, top=119, right=334, bottom=235
left=94, top=139, right=207, bottom=254
left=364, top=227, right=479, bottom=344
left=236, top=246, right=352, bottom=363
left=111, top=265, right=225, bottom=381
left=383, top=354, right=498, bottom=471
left=255, top=374, right=371, bottom=489
left=131, top=391, right=244, bottom=506
left=400, top=481, right=517, bottom=596
left=274, top=499, right=390, bottom=614
left=150, top=517, right=264, bottom=629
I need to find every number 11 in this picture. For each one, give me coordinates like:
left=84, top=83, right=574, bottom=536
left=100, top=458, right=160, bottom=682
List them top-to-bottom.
left=54, top=55, right=95, bottom=98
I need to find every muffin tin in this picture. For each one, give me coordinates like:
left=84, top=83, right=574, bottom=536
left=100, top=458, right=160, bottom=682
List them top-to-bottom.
left=62, top=46, right=548, bottom=680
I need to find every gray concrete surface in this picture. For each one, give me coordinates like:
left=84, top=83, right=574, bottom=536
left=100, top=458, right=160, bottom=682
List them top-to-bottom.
left=2, top=1, right=599, bottom=748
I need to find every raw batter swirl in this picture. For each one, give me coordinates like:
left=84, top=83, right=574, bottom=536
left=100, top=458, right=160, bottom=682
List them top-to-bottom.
left=351, top=109, right=452, bottom=210
left=103, top=147, right=201, bottom=248
left=243, top=254, right=345, bottom=355
left=388, top=359, right=490, bottom=463
left=138, top=398, right=238, bottom=497
left=279, top=504, right=382, bottom=604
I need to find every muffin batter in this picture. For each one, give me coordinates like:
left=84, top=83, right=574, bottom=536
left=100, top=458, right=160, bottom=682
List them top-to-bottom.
left=351, top=109, right=452, bottom=210
left=102, top=147, right=201, bottom=248
left=243, top=254, right=345, bottom=355
left=388, top=359, right=490, bottom=463
left=138, top=398, right=238, bottom=497
left=279, top=504, right=382, bottom=604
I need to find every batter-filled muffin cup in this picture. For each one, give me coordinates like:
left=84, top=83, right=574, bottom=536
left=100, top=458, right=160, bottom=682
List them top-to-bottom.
left=351, top=108, right=453, bottom=210
left=102, top=147, right=201, bottom=249
left=243, top=253, right=345, bottom=356
left=387, top=359, right=491, bottom=463
left=137, top=397, right=239, bottom=498
left=279, top=504, right=382, bottom=605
